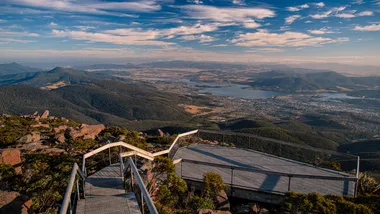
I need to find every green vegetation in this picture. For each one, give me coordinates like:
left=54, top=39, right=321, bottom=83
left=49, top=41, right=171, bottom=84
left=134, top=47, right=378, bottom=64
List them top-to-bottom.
left=0, top=115, right=36, bottom=147
left=152, top=157, right=228, bottom=213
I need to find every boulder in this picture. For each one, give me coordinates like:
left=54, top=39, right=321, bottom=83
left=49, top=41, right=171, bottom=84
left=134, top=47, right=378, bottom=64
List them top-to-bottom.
left=40, top=110, right=49, bottom=119
left=33, top=111, right=39, bottom=116
left=34, top=115, right=41, bottom=121
left=68, top=124, right=105, bottom=139
left=53, top=125, right=68, bottom=133
left=157, top=129, right=164, bottom=137
left=17, top=131, right=40, bottom=144
left=56, top=133, right=66, bottom=143
left=0, top=149, right=22, bottom=173
left=214, top=190, right=230, bottom=211
left=0, top=191, right=33, bottom=214
left=250, top=204, right=259, bottom=214
left=259, top=208, right=270, bottom=214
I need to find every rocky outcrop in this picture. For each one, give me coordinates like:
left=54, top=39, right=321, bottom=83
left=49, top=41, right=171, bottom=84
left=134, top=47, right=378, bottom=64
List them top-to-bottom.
left=40, top=110, right=49, bottom=119
left=31, top=123, right=50, bottom=128
left=68, top=124, right=105, bottom=139
left=53, top=125, right=68, bottom=134
left=17, top=132, right=41, bottom=144
left=56, top=133, right=66, bottom=143
left=0, top=149, right=22, bottom=173
left=214, top=190, right=230, bottom=211
left=0, top=191, right=32, bottom=214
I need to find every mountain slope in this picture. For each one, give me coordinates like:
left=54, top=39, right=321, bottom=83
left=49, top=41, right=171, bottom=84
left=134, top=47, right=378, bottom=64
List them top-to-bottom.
left=0, top=62, right=40, bottom=76
left=0, top=81, right=190, bottom=128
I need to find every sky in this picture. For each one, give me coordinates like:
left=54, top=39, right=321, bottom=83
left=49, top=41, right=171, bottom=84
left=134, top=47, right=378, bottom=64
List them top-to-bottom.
left=0, top=0, right=379, bottom=66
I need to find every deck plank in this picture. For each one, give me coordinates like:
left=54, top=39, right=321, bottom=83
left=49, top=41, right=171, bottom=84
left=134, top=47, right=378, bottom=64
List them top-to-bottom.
left=76, top=164, right=141, bottom=214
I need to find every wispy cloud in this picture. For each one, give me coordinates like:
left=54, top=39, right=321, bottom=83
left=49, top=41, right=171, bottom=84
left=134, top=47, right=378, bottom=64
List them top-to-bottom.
left=4, top=0, right=159, bottom=16
left=187, top=0, right=203, bottom=4
left=232, top=0, right=246, bottom=6
left=351, top=0, right=364, bottom=4
left=314, top=2, right=325, bottom=7
left=287, top=4, right=309, bottom=12
left=180, top=5, right=275, bottom=24
left=310, top=6, right=346, bottom=19
left=357, top=11, right=374, bottom=16
left=285, top=15, right=301, bottom=24
left=49, top=22, right=58, bottom=26
left=354, top=24, right=380, bottom=31
left=308, top=28, right=334, bottom=34
left=231, top=29, right=348, bottom=47
left=0, top=30, right=39, bottom=37
left=181, top=34, right=214, bottom=43
left=0, top=38, right=36, bottom=43
left=246, top=48, right=284, bottom=53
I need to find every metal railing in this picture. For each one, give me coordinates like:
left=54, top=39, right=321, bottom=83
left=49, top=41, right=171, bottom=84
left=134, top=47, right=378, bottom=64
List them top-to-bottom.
left=197, top=129, right=360, bottom=176
left=120, top=156, right=159, bottom=214
left=176, top=158, right=358, bottom=197
left=60, top=163, right=86, bottom=214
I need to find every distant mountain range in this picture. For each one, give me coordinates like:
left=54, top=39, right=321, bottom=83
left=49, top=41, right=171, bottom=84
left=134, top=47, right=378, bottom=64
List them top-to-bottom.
left=0, top=64, right=193, bottom=130
left=248, top=70, right=380, bottom=92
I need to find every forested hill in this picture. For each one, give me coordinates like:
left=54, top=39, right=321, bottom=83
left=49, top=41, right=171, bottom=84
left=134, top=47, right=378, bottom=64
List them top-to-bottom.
left=0, top=81, right=191, bottom=129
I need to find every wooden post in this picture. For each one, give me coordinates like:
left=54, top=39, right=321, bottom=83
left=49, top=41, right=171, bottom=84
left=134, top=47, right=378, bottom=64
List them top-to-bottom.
left=131, top=167, right=134, bottom=190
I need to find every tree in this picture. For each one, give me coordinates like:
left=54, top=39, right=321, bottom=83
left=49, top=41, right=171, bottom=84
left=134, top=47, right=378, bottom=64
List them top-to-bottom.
left=203, top=172, right=227, bottom=198
left=358, top=172, right=380, bottom=196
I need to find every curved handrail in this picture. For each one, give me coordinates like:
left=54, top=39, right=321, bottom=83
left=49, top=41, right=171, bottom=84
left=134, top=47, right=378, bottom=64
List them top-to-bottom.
left=82, top=130, right=199, bottom=172
left=125, top=157, right=159, bottom=214
left=60, top=163, right=85, bottom=214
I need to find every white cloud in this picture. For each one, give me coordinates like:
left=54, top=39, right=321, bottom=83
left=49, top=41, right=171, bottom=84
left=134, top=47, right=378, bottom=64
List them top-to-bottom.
left=4, top=0, right=160, bottom=16
left=187, top=0, right=203, bottom=4
left=232, top=0, right=246, bottom=6
left=351, top=0, right=364, bottom=4
left=315, top=2, right=325, bottom=7
left=287, top=4, right=309, bottom=12
left=181, top=5, right=275, bottom=23
left=310, top=6, right=346, bottom=19
left=357, top=11, right=374, bottom=16
left=335, top=13, right=356, bottom=18
left=285, top=15, right=301, bottom=24
left=243, top=21, right=261, bottom=28
left=50, top=22, right=58, bottom=26
left=51, top=23, right=220, bottom=46
left=105, top=23, right=218, bottom=39
left=354, top=24, right=380, bottom=31
left=308, top=28, right=334, bottom=34
left=51, top=29, right=173, bottom=46
left=230, top=29, right=348, bottom=47
left=0, top=30, right=39, bottom=37
left=181, top=34, right=214, bottom=43
left=0, top=38, right=36, bottom=43
left=212, top=44, right=228, bottom=47
left=247, top=48, right=284, bottom=53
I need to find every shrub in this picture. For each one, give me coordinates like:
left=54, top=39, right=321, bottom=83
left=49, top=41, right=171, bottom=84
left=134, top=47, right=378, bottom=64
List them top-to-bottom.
left=203, top=172, right=227, bottom=198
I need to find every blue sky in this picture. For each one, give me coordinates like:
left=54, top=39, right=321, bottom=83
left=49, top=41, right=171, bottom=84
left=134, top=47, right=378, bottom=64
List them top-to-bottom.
left=0, top=0, right=379, bottom=66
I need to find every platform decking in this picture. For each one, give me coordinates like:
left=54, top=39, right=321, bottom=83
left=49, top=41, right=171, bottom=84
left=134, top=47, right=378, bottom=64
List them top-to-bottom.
left=174, top=144, right=356, bottom=196
left=76, top=164, right=141, bottom=214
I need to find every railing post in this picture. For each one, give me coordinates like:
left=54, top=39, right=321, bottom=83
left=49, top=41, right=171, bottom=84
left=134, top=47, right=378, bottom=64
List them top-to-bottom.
left=108, top=147, right=111, bottom=165
left=180, top=160, right=183, bottom=178
left=131, top=166, right=134, bottom=190
left=230, top=168, right=234, bottom=197
left=76, top=179, right=80, bottom=201
left=141, top=191, right=144, bottom=214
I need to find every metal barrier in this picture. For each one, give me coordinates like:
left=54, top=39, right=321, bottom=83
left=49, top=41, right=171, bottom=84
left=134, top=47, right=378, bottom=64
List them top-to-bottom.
left=197, top=130, right=360, bottom=176
left=120, top=156, right=159, bottom=214
left=176, top=158, right=358, bottom=197
left=59, top=163, right=86, bottom=214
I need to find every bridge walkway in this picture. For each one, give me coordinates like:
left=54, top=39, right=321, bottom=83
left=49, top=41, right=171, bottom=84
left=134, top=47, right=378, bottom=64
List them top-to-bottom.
left=76, top=164, right=141, bottom=214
